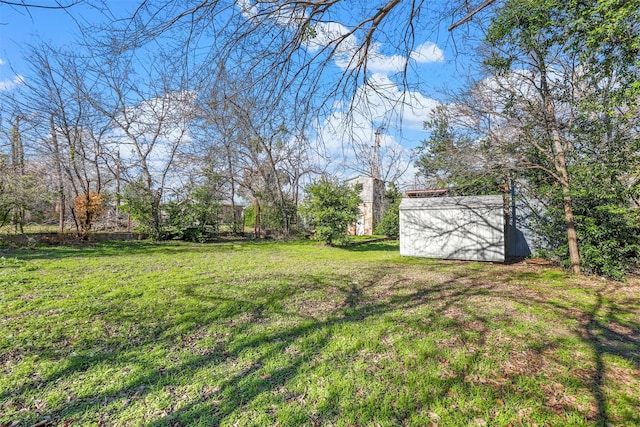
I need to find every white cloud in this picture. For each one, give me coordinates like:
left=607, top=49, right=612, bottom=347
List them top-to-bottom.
left=236, top=0, right=258, bottom=20
left=237, top=0, right=305, bottom=26
left=236, top=1, right=444, bottom=75
left=304, top=21, right=356, bottom=55
left=330, top=37, right=444, bottom=74
left=332, top=40, right=445, bottom=74
left=352, top=41, right=444, bottom=74
left=410, top=42, right=445, bottom=64
left=366, top=54, right=406, bottom=73
left=0, top=59, right=5, bottom=65
left=353, top=73, right=440, bottom=131
left=314, top=74, right=440, bottom=186
left=316, top=74, right=439, bottom=151
left=0, top=75, right=25, bottom=91
left=107, top=91, right=197, bottom=187
left=111, top=92, right=196, bottom=144
left=314, top=109, right=417, bottom=186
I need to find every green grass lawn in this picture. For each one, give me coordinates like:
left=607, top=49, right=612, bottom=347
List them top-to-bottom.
left=1, top=239, right=639, bottom=426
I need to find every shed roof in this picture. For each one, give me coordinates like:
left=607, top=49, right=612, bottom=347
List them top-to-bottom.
left=404, top=188, right=451, bottom=198
left=400, top=195, right=504, bottom=210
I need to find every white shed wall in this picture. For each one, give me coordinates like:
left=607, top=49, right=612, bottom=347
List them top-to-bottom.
left=399, top=195, right=505, bottom=262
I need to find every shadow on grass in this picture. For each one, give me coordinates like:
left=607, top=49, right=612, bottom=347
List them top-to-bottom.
left=2, top=238, right=288, bottom=261
left=342, top=239, right=399, bottom=252
left=2, top=247, right=639, bottom=426
left=153, top=272, right=638, bottom=426
left=583, top=289, right=640, bottom=423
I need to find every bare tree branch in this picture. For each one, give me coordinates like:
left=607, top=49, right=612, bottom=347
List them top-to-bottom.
left=0, top=0, right=83, bottom=9
left=448, top=0, right=495, bottom=31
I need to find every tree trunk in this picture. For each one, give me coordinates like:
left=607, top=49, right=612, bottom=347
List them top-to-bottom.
left=538, top=52, right=581, bottom=274
left=550, top=112, right=581, bottom=275
left=11, top=116, right=25, bottom=234
left=50, top=117, right=66, bottom=233
left=226, top=147, right=241, bottom=234
left=115, top=150, right=121, bottom=216
left=152, top=191, right=162, bottom=239
left=562, top=192, right=581, bottom=274
left=254, top=198, right=261, bottom=238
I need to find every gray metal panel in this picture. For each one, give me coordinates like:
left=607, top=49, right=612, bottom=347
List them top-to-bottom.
left=400, top=195, right=505, bottom=262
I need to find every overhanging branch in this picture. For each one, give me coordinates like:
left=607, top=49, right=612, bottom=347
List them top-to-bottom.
left=448, top=0, right=495, bottom=31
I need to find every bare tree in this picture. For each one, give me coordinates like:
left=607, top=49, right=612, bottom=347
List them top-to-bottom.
left=7, top=44, right=115, bottom=235
left=81, top=48, right=197, bottom=237
left=199, top=65, right=321, bottom=237
left=206, top=95, right=295, bottom=237
left=347, top=126, right=411, bottom=185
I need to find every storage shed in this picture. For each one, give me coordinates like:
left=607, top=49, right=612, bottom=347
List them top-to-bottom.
left=400, top=195, right=507, bottom=262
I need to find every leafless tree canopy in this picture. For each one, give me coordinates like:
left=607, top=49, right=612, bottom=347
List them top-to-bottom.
left=0, top=0, right=499, bottom=237
left=95, top=1, right=490, bottom=119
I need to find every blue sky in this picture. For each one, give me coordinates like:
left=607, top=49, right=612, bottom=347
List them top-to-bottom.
left=0, top=1, right=483, bottom=186
left=0, top=1, right=134, bottom=84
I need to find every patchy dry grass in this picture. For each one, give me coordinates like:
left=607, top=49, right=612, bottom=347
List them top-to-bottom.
left=0, top=239, right=638, bottom=426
